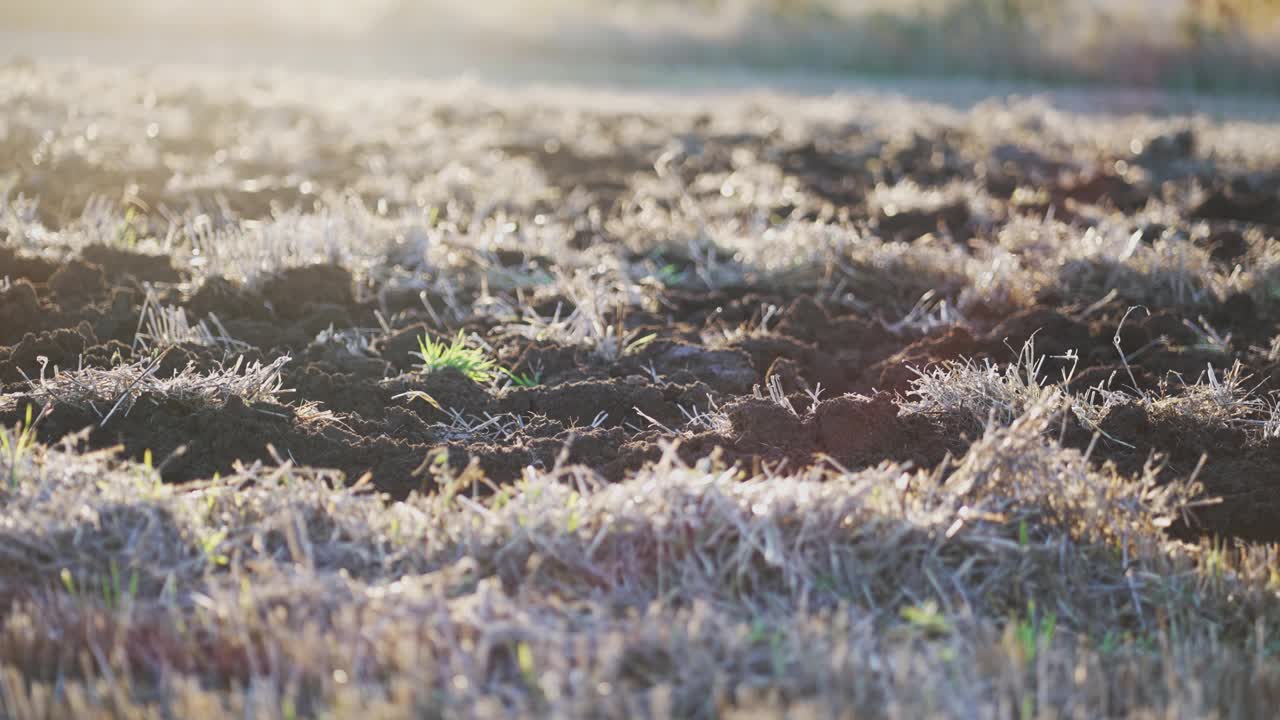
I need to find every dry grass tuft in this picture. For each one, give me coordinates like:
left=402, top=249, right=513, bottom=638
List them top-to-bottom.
left=23, top=356, right=291, bottom=426
left=1, top=403, right=1278, bottom=717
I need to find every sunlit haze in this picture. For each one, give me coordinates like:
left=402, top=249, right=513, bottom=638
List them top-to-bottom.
left=3, top=1, right=1279, bottom=93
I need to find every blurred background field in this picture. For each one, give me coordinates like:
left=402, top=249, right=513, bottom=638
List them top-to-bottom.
left=5, top=0, right=1280, bottom=94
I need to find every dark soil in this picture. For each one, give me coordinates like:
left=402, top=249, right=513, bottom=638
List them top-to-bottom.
left=4, top=121, right=1280, bottom=545
left=80, top=245, right=183, bottom=284
left=1073, top=401, right=1280, bottom=542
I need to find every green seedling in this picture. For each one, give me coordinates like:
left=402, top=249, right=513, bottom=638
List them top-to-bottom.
left=116, top=205, right=144, bottom=248
left=654, top=263, right=686, bottom=286
left=415, top=331, right=497, bottom=383
left=502, top=368, right=542, bottom=388
left=2, top=404, right=43, bottom=490
left=565, top=490, right=582, bottom=533
left=199, top=529, right=230, bottom=567
left=101, top=559, right=140, bottom=610
left=60, top=568, right=77, bottom=596
left=1014, top=599, right=1057, bottom=662
left=901, top=601, right=952, bottom=638
left=516, top=641, right=538, bottom=689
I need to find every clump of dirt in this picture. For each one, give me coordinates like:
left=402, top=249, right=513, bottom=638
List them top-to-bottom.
left=498, top=140, right=649, bottom=212
left=1057, top=172, right=1148, bottom=211
left=1191, top=185, right=1280, bottom=226
left=876, top=201, right=971, bottom=242
left=1202, top=227, right=1250, bottom=263
left=0, top=244, right=59, bottom=283
left=81, top=244, right=182, bottom=283
left=48, top=260, right=107, bottom=308
left=260, top=264, right=355, bottom=319
left=187, top=276, right=268, bottom=321
left=0, top=279, right=44, bottom=346
left=725, top=296, right=903, bottom=395
left=776, top=297, right=897, bottom=353
left=0, top=324, right=104, bottom=385
left=379, top=324, right=432, bottom=372
left=864, top=327, right=993, bottom=394
left=729, top=333, right=818, bottom=380
left=638, top=341, right=757, bottom=394
left=507, top=342, right=584, bottom=385
left=154, top=343, right=262, bottom=379
left=765, top=357, right=810, bottom=394
left=388, top=367, right=496, bottom=423
left=500, top=377, right=707, bottom=431
left=0, top=389, right=431, bottom=494
left=657, top=391, right=963, bottom=477
left=814, top=394, right=908, bottom=462
left=723, top=397, right=815, bottom=456
left=1071, top=400, right=1280, bottom=542
left=433, top=425, right=639, bottom=491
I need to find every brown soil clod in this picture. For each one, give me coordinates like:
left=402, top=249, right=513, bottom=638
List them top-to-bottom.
left=1191, top=186, right=1280, bottom=225
left=876, top=201, right=971, bottom=241
left=0, top=244, right=59, bottom=283
left=81, top=244, right=183, bottom=283
left=48, top=259, right=107, bottom=308
left=260, top=264, right=355, bottom=319
left=187, top=276, right=268, bottom=321
left=0, top=279, right=44, bottom=346
left=0, top=324, right=100, bottom=385
left=865, top=326, right=991, bottom=394
left=642, top=341, right=757, bottom=394
left=813, top=393, right=904, bottom=464
left=723, top=396, right=814, bottom=454
left=1075, top=400, right=1280, bottom=542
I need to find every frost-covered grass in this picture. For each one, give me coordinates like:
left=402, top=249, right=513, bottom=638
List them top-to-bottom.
left=3, top=57, right=1280, bottom=717
left=7, top=61, right=1280, bottom=324
left=23, top=355, right=291, bottom=426
left=3, top=405, right=1280, bottom=718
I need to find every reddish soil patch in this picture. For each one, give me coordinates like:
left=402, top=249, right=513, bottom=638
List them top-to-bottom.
left=8, top=246, right=1272, bottom=543
left=645, top=391, right=965, bottom=478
